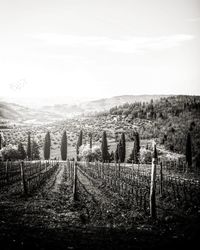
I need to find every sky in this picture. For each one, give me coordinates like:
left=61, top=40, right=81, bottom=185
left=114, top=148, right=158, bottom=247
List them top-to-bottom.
left=0, top=0, right=200, bottom=103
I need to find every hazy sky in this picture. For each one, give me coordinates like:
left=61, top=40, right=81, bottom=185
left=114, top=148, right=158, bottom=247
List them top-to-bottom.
left=0, top=0, right=200, bottom=100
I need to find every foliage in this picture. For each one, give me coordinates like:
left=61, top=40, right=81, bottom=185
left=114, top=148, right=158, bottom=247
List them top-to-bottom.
left=102, top=95, right=200, bottom=159
left=76, top=130, right=83, bottom=160
left=44, top=131, right=51, bottom=160
left=61, top=131, right=67, bottom=160
left=101, top=131, right=109, bottom=163
left=27, top=132, right=31, bottom=160
left=120, top=132, right=126, bottom=162
left=128, top=132, right=140, bottom=163
left=186, top=132, right=192, bottom=167
left=32, top=140, right=40, bottom=160
left=18, top=143, right=26, bottom=160
left=0, top=144, right=19, bottom=161
left=79, top=144, right=102, bottom=161
left=139, top=148, right=152, bottom=164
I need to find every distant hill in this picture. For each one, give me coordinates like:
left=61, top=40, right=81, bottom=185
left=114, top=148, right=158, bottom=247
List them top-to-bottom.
left=0, top=95, right=171, bottom=122
left=80, top=95, right=171, bottom=112
left=0, top=101, right=63, bottom=123
left=0, top=102, right=29, bottom=120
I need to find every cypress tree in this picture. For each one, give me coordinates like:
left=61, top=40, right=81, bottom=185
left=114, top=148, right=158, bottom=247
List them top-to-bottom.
left=76, top=130, right=83, bottom=160
left=44, top=131, right=51, bottom=160
left=61, top=131, right=67, bottom=160
left=101, top=131, right=109, bottom=163
left=27, top=132, right=31, bottom=160
left=121, top=132, right=126, bottom=162
left=129, top=132, right=140, bottom=163
left=133, top=132, right=140, bottom=163
left=186, top=132, right=192, bottom=168
left=0, top=133, right=1, bottom=150
left=32, top=140, right=40, bottom=160
left=118, top=140, right=123, bottom=163
left=152, top=142, right=158, bottom=159
left=18, top=143, right=26, bottom=160
left=114, top=144, right=119, bottom=162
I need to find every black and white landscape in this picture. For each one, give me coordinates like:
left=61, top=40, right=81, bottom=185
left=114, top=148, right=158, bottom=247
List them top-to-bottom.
left=0, top=1, right=200, bottom=249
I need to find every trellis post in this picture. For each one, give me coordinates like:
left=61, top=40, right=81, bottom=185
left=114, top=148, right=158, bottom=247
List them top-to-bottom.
left=20, top=161, right=28, bottom=196
left=73, top=161, right=78, bottom=201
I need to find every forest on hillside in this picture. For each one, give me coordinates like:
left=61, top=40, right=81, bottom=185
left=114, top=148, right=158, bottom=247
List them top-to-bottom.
left=98, top=95, right=200, bottom=162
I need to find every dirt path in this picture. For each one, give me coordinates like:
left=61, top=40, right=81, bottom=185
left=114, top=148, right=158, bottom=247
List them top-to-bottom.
left=51, top=164, right=65, bottom=193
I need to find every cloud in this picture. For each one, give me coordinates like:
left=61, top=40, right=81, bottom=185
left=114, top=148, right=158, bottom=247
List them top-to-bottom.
left=30, top=33, right=194, bottom=54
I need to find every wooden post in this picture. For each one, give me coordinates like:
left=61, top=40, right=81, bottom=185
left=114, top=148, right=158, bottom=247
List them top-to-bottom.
left=150, top=143, right=157, bottom=219
left=20, top=161, right=28, bottom=196
left=73, top=161, right=78, bottom=201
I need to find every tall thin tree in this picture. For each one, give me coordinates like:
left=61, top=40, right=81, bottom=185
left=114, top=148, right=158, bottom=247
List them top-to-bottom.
left=76, top=130, right=83, bottom=160
left=44, top=131, right=51, bottom=160
left=61, top=131, right=67, bottom=160
left=101, top=131, right=109, bottom=163
left=129, top=131, right=140, bottom=163
left=27, top=132, right=31, bottom=160
left=89, top=132, right=92, bottom=149
left=121, top=132, right=126, bottom=162
left=133, top=132, right=140, bottom=163
left=186, top=132, right=192, bottom=168
left=32, top=140, right=40, bottom=160
left=118, top=140, right=123, bottom=163
left=114, top=144, right=119, bottom=162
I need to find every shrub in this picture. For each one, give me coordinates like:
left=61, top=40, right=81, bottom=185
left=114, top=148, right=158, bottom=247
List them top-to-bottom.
left=0, top=144, right=20, bottom=161
left=79, top=144, right=102, bottom=162
left=139, top=148, right=152, bottom=164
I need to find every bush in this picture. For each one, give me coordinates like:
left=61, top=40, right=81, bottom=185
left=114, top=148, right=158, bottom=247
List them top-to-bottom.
left=0, top=144, right=20, bottom=161
left=79, top=144, right=102, bottom=162
left=139, top=148, right=152, bottom=164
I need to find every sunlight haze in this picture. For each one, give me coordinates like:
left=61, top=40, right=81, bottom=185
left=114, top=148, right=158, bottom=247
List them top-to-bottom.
left=0, top=0, right=200, bottom=101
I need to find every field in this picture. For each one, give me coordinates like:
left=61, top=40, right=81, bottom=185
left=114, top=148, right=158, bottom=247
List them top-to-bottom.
left=0, top=158, right=200, bottom=249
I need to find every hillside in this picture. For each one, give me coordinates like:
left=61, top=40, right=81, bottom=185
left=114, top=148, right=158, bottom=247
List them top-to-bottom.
left=0, top=95, right=170, bottom=122
left=79, top=95, right=170, bottom=112
left=98, top=95, right=200, bottom=158
left=0, top=101, right=63, bottom=124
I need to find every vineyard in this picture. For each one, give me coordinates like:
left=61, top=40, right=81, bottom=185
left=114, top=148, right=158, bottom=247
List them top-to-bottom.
left=0, top=157, right=200, bottom=249
left=0, top=159, right=199, bottom=216
left=0, top=160, right=59, bottom=194
left=67, top=161, right=200, bottom=218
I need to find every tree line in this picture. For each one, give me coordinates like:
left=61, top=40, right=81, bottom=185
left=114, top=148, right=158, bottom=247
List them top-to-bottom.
left=0, top=125, right=194, bottom=170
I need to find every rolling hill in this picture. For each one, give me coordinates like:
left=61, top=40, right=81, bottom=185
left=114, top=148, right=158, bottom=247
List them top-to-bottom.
left=0, top=95, right=170, bottom=122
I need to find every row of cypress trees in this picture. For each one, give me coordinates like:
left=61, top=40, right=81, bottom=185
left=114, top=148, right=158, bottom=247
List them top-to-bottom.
left=0, top=126, right=193, bottom=165
left=39, top=127, right=194, bottom=165
left=75, top=130, right=127, bottom=163
left=43, top=131, right=68, bottom=160
left=17, top=132, right=40, bottom=160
